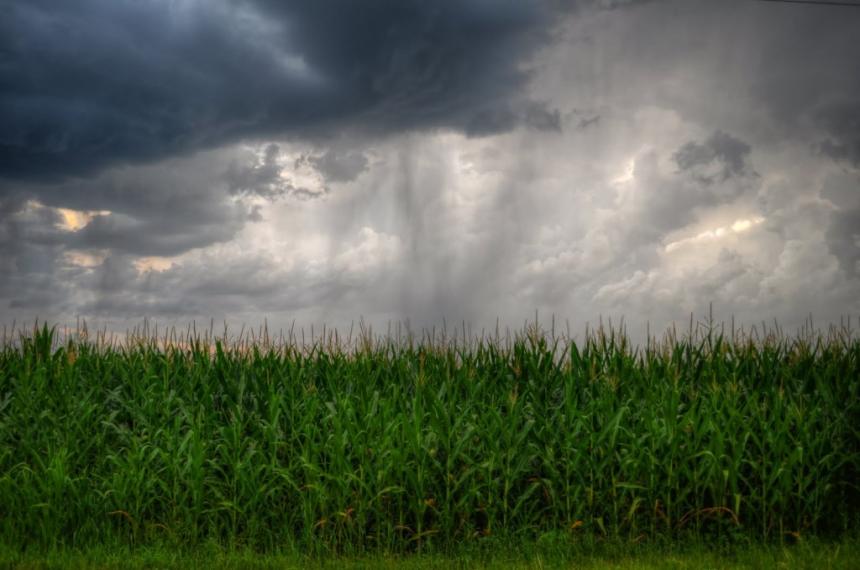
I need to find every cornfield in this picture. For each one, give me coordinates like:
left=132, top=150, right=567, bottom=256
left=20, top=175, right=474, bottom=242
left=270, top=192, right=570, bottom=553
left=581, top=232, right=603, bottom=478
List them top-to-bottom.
left=1, top=319, right=858, bottom=554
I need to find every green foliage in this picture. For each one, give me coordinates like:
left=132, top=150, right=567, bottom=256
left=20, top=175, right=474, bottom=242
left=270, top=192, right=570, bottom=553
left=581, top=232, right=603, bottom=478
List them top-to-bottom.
left=0, top=320, right=857, bottom=554
left=3, top=538, right=860, bottom=570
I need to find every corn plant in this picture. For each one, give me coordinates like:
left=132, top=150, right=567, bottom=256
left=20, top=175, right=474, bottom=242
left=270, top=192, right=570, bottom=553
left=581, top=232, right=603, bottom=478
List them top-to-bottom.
left=0, top=319, right=857, bottom=553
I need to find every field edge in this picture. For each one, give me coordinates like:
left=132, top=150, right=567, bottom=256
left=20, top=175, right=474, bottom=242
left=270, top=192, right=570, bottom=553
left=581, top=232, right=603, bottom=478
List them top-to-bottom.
left=2, top=538, right=859, bottom=570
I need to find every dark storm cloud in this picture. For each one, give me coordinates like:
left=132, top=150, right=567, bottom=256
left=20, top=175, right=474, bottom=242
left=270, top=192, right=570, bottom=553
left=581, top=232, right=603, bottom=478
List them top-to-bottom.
left=0, top=0, right=568, bottom=182
left=597, top=0, right=660, bottom=8
left=573, top=1, right=860, bottom=171
left=720, top=2, right=860, bottom=281
left=734, top=2, right=860, bottom=166
left=817, top=100, right=860, bottom=166
left=576, top=115, right=601, bottom=130
left=622, top=131, right=758, bottom=247
left=673, top=131, right=752, bottom=183
left=224, top=143, right=321, bottom=200
left=225, top=144, right=288, bottom=200
left=0, top=147, right=251, bottom=261
left=305, top=149, right=369, bottom=185
left=821, top=170, right=860, bottom=276
left=0, top=202, right=63, bottom=276
left=0, top=202, right=77, bottom=311
left=827, top=208, right=860, bottom=277
left=67, top=211, right=239, bottom=258
left=71, top=232, right=402, bottom=319
left=73, top=255, right=200, bottom=318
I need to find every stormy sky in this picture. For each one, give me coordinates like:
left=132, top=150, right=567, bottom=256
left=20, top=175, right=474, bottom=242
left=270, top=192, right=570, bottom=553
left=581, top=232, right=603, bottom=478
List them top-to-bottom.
left=1, top=0, right=859, bottom=337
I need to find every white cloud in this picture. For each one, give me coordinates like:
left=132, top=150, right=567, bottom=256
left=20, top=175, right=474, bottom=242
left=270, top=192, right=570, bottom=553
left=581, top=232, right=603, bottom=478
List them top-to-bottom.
left=333, top=227, right=403, bottom=277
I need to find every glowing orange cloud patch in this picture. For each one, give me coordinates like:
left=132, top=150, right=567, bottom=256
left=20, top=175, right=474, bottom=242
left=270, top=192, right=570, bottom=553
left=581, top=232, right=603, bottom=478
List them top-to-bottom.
left=56, top=207, right=111, bottom=231
left=134, top=257, right=175, bottom=274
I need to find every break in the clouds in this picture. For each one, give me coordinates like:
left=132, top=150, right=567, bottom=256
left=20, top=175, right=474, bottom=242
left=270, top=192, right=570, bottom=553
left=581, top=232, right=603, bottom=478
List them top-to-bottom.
left=1, top=0, right=858, bottom=336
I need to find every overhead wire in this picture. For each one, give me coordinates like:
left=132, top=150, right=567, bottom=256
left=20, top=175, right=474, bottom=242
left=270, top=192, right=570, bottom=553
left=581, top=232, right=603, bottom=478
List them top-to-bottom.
left=756, top=0, right=860, bottom=7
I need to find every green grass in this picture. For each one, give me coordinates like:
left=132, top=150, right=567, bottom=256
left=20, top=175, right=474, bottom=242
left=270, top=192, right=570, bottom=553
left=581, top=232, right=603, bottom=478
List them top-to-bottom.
left=0, top=319, right=858, bottom=558
left=2, top=539, right=859, bottom=569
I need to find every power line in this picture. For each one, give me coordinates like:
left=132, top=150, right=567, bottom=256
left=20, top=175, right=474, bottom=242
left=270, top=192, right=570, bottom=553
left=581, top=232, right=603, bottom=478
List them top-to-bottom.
left=756, top=0, right=860, bottom=7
